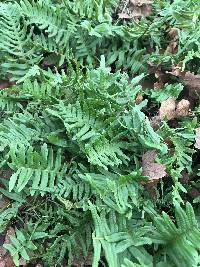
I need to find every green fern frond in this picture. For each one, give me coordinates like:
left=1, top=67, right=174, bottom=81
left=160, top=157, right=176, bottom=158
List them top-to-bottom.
left=19, top=0, right=69, bottom=38
left=0, top=3, right=42, bottom=80
left=0, top=3, right=30, bottom=57
left=21, top=79, right=61, bottom=99
left=0, top=90, right=23, bottom=112
left=47, top=101, right=129, bottom=168
left=47, top=101, right=103, bottom=142
left=122, top=103, right=167, bottom=153
left=0, top=118, right=40, bottom=152
left=85, top=138, right=129, bottom=169
left=8, top=143, right=66, bottom=194
left=0, top=202, right=20, bottom=232
left=153, top=202, right=200, bottom=267
left=89, top=205, right=119, bottom=267
left=3, top=228, right=38, bottom=266
left=121, top=258, right=151, bottom=267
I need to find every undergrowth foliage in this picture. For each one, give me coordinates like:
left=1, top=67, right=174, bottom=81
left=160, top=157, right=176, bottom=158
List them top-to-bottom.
left=0, top=0, right=200, bottom=266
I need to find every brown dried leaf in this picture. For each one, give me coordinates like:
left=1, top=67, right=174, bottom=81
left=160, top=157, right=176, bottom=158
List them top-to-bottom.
left=118, top=0, right=152, bottom=18
left=130, top=0, right=153, bottom=5
left=138, top=4, right=152, bottom=16
left=129, top=5, right=152, bottom=17
left=168, top=27, right=179, bottom=40
left=166, top=41, right=178, bottom=54
left=169, top=63, right=184, bottom=77
left=181, top=72, right=200, bottom=98
left=182, top=72, right=200, bottom=87
left=0, top=80, right=12, bottom=90
left=154, top=81, right=163, bottom=90
left=135, top=94, right=143, bottom=104
left=159, top=97, right=176, bottom=120
left=175, top=99, right=190, bottom=117
left=195, top=128, right=200, bottom=149
left=142, top=150, right=167, bottom=184
left=4, top=228, right=15, bottom=244
left=0, top=246, right=6, bottom=267
left=0, top=251, right=14, bottom=267
left=5, top=255, right=15, bottom=267
left=19, top=258, right=26, bottom=266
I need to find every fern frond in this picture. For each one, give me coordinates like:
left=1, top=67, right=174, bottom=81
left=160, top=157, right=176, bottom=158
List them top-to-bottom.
left=19, top=0, right=76, bottom=49
left=63, top=0, right=117, bottom=21
left=0, top=3, right=41, bottom=80
left=0, top=3, right=30, bottom=57
left=21, top=79, right=60, bottom=99
left=0, top=90, right=23, bottom=112
left=48, top=101, right=129, bottom=168
left=48, top=101, right=103, bottom=142
left=122, top=103, right=167, bottom=153
left=0, top=118, right=40, bottom=152
left=85, top=138, right=129, bottom=169
left=8, top=143, right=66, bottom=194
left=80, top=171, right=141, bottom=213
left=0, top=202, right=20, bottom=232
left=152, top=202, right=200, bottom=267
left=89, top=205, right=120, bottom=267
left=41, top=209, right=92, bottom=266
left=3, top=228, right=38, bottom=266
left=121, top=258, right=151, bottom=267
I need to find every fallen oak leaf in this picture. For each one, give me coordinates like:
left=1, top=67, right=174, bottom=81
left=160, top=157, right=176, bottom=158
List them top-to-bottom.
left=167, top=69, right=200, bottom=99
left=181, top=72, right=200, bottom=99
left=182, top=72, right=200, bottom=90
left=0, top=80, right=15, bottom=90
left=194, top=128, right=200, bottom=149
left=142, top=150, right=167, bottom=184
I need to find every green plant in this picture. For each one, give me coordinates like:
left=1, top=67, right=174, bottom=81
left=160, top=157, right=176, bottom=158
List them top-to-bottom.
left=0, top=0, right=200, bottom=266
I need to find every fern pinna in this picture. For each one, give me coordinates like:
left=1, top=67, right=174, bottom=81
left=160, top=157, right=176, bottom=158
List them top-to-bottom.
left=0, top=0, right=200, bottom=266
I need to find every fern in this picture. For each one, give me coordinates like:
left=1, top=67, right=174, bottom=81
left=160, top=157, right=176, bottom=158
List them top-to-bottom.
left=19, top=0, right=75, bottom=47
left=0, top=1, right=200, bottom=266
left=0, top=2, right=41, bottom=80
left=21, top=79, right=61, bottom=99
left=0, top=90, right=23, bottom=112
left=48, top=101, right=129, bottom=169
left=0, top=118, right=40, bottom=152
left=8, top=143, right=66, bottom=194
left=0, top=202, right=20, bottom=232
left=152, top=202, right=200, bottom=267
left=3, top=229, right=37, bottom=266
